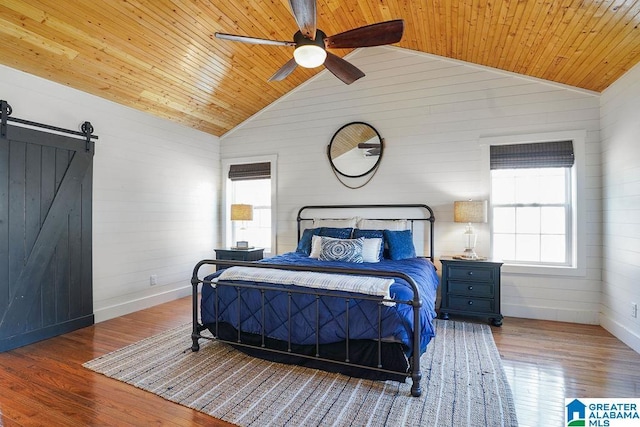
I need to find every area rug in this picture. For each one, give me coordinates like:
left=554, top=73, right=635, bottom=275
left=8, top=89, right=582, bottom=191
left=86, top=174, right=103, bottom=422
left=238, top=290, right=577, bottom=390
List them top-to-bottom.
left=84, top=320, right=518, bottom=426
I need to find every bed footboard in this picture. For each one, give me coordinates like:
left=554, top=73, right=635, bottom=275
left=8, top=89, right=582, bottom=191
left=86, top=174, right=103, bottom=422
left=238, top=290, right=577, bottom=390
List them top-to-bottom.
left=190, top=259, right=424, bottom=397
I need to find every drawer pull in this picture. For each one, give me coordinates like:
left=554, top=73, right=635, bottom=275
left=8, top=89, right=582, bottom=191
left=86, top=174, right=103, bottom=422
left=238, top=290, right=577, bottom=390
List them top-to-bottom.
left=468, top=271, right=474, bottom=276
left=468, top=286, right=473, bottom=291
left=468, top=301, right=473, bottom=305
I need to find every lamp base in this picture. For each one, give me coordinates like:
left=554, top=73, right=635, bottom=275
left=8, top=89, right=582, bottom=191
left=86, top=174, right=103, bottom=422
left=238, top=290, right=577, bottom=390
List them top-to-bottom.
left=459, top=248, right=479, bottom=260
left=453, top=250, right=487, bottom=261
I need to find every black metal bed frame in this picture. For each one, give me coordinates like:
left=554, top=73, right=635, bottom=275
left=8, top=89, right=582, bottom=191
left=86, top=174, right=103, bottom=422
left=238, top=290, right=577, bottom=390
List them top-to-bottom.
left=190, top=204, right=435, bottom=397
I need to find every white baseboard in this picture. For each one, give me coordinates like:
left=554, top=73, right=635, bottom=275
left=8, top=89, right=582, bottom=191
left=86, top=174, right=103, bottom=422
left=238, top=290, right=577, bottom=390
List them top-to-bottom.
left=93, top=286, right=192, bottom=323
left=502, top=303, right=600, bottom=324
left=599, top=313, right=640, bottom=354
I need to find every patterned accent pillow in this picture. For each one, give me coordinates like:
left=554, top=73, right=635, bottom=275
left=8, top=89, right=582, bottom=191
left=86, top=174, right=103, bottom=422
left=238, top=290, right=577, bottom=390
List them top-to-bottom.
left=319, top=236, right=364, bottom=263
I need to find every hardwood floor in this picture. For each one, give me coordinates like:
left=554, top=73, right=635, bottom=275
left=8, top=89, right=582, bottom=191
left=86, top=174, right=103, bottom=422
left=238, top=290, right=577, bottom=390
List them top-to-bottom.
left=1, top=297, right=639, bottom=426
left=492, top=317, right=640, bottom=426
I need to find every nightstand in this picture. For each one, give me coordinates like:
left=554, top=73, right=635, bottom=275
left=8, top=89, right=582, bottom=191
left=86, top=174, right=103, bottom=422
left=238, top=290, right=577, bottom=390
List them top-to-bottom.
left=214, top=247, right=264, bottom=270
left=439, top=256, right=504, bottom=326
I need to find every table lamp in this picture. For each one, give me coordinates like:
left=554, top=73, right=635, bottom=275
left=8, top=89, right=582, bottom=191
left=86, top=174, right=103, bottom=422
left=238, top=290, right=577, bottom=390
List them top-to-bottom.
left=453, top=200, right=488, bottom=259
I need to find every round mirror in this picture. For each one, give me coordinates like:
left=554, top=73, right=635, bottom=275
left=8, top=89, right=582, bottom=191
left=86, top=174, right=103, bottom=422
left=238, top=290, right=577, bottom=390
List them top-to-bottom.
left=327, top=122, right=383, bottom=178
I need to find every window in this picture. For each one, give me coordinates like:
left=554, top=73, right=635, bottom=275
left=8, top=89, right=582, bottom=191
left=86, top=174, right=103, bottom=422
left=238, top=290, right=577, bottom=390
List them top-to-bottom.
left=490, top=141, right=574, bottom=266
left=224, top=158, right=276, bottom=254
left=229, top=179, right=271, bottom=250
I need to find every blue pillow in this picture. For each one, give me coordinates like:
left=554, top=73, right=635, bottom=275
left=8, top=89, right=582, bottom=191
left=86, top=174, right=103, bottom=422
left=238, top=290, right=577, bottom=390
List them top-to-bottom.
left=319, top=227, right=353, bottom=239
left=296, top=228, right=321, bottom=255
left=353, top=229, right=385, bottom=260
left=383, top=229, right=416, bottom=260
left=319, top=236, right=364, bottom=263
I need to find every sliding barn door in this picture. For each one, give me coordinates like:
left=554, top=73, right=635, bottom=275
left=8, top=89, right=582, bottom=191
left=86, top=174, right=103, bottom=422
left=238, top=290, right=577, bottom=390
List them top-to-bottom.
left=0, top=124, right=94, bottom=352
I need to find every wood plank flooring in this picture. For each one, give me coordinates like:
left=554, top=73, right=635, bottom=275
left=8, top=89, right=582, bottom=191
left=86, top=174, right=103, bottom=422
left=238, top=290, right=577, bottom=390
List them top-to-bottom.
left=1, top=297, right=639, bottom=426
left=492, top=317, right=640, bottom=426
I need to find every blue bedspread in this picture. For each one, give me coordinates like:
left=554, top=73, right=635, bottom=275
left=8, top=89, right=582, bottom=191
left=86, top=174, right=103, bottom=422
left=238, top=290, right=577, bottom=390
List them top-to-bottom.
left=200, top=252, right=439, bottom=356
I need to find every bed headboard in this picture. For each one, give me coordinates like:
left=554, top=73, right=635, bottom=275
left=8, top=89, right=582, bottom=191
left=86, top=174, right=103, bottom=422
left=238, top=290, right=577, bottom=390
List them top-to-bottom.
left=296, top=204, right=436, bottom=262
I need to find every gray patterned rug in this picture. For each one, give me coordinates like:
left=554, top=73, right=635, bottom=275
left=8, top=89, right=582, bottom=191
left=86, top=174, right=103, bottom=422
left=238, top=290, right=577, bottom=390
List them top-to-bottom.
left=84, top=319, right=518, bottom=426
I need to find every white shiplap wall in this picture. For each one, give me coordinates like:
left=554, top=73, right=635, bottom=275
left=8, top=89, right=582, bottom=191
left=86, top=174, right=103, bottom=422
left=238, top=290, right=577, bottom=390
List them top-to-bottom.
left=221, top=46, right=602, bottom=324
left=600, top=62, right=640, bottom=353
left=0, top=64, right=220, bottom=322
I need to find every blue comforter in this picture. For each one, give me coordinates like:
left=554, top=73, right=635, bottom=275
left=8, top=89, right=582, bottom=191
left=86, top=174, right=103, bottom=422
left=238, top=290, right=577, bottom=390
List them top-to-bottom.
left=200, top=252, right=439, bottom=356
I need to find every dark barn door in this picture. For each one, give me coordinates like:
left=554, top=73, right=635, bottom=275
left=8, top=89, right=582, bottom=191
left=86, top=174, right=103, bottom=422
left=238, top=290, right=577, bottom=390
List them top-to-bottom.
left=0, top=124, right=94, bottom=352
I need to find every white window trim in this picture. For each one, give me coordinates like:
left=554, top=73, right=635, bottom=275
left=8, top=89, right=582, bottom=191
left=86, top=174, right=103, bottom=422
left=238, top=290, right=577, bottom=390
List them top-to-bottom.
left=480, top=130, right=586, bottom=277
left=222, top=154, right=277, bottom=256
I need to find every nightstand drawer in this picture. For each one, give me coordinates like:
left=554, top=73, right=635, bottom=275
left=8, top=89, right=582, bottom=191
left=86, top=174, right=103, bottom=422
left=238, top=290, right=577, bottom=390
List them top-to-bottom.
left=220, top=251, right=252, bottom=261
left=448, top=266, right=495, bottom=282
left=448, top=281, right=494, bottom=298
left=447, top=296, right=494, bottom=313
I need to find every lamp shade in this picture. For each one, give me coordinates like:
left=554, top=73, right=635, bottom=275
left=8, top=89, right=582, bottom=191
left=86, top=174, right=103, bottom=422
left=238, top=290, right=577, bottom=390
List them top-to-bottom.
left=454, top=200, right=488, bottom=223
left=230, top=204, right=253, bottom=221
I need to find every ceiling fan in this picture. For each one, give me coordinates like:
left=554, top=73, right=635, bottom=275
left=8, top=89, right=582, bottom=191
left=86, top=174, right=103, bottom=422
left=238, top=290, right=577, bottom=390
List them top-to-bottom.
left=214, top=0, right=404, bottom=85
left=358, top=142, right=381, bottom=156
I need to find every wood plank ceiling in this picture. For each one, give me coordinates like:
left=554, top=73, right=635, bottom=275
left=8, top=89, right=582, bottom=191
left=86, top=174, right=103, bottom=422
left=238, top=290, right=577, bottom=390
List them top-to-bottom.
left=1, top=0, right=639, bottom=137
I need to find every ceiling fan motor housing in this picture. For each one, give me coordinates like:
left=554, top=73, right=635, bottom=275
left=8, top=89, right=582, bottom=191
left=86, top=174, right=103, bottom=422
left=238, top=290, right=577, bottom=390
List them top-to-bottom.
left=294, top=29, right=327, bottom=47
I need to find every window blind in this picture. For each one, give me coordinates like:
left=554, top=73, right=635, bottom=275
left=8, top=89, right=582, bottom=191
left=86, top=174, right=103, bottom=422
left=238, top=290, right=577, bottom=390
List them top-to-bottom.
left=490, top=140, right=574, bottom=169
left=228, top=162, right=271, bottom=181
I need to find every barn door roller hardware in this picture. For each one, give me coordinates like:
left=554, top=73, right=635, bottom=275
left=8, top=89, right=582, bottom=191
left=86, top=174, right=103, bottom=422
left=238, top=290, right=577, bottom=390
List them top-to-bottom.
left=0, top=99, right=98, bottom=150
left=0, top=100, right=11, bottom=139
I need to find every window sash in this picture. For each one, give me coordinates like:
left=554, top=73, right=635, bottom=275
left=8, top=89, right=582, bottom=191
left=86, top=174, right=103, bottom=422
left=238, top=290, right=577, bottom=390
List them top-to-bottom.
left=491, top=168, right=572, bottom=266
left=230, top=180, right=272, bottom=252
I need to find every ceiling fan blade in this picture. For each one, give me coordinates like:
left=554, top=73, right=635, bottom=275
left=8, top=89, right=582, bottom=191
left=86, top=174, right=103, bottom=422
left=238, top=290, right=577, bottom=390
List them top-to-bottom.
left=288, top=0, right=316, bottom=39
left=324, top=19, right=404, bottom=49
left=215, top=32, right=295, bottom=47
left=323, top=52, right=365, bottom=85
left=268, top=58, right=298, bottom=82
left=358, top=143, right=381, bottom=149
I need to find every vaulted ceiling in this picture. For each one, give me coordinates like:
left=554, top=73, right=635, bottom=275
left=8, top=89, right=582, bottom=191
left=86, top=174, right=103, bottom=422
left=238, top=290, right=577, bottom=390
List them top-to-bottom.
left=1, top=1, right=639, bottom=137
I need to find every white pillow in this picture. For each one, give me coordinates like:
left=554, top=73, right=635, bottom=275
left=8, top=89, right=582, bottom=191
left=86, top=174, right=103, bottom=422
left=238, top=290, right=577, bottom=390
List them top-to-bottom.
left=312, top=217, right=357, bottom=228
left=356, top=218, right=409, bottom=231
left=309, top=235, right=322, bottom=258
left=361, top=238, right=383, bottom=263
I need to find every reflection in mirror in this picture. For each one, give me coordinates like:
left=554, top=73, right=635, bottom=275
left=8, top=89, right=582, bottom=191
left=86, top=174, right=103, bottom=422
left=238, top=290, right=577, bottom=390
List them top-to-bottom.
left=328, top=122, right=383, bottom=178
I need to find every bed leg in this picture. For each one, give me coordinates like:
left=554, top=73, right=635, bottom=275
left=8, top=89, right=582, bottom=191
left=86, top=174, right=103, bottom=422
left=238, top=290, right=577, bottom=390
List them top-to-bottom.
left=191, top=272, right=201, bottom=352
left=191, top=333, right=200, bottom=352
left=411, top=371, right=422, bottom=397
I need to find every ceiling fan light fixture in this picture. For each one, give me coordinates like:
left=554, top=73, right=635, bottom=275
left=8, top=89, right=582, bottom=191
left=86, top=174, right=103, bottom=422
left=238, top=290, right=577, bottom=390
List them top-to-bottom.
left=292, top=29, right=327, bottom=68
left=293, top=44, right=326, bottom=68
